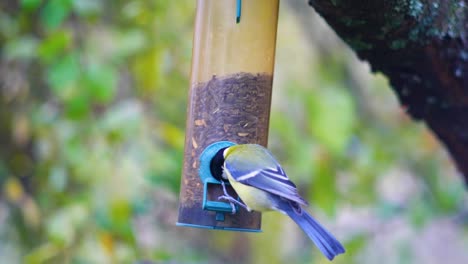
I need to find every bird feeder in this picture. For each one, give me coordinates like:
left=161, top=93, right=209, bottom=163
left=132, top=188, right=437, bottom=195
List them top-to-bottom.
left=177, top=0, right=279, bottom=231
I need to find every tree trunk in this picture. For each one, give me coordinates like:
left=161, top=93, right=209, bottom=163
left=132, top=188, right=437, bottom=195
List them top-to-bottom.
left=307, top=0, right=468, bottom=184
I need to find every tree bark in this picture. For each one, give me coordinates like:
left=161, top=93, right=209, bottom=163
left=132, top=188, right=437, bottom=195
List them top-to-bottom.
left=307, top=0, right=468, bottom=184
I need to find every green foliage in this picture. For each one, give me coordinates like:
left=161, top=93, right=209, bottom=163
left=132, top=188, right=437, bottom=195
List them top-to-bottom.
left=21, top=0, right=42, bottom=11
left=40, top=0, right=72, bottom=30
left=38, top=30, right=72, bottom=63
left=47, top=53, right=80, bottom=98
left=305, top=85, right=356, bottom=156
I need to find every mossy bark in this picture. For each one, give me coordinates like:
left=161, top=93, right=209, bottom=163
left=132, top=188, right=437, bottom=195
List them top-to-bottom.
left=308, top=0, right=468, bottom=184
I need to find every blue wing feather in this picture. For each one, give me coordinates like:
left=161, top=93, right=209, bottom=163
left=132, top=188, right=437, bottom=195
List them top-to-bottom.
left=224, top=145, right=308, bottom=206
left=275, top=198, right=345, bottom=260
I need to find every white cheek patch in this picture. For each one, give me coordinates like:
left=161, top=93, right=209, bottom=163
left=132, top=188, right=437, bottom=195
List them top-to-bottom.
left=223, top=148, right=229, bottom=158
left=221, top=165, right=228, bottom=180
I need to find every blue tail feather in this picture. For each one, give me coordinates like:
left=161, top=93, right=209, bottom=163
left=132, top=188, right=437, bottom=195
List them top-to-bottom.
left=278, top=201, right=345, bottom=260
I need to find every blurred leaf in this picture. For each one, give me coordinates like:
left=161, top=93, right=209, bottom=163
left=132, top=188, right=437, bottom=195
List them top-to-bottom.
left=21, top=0, right=41, bottom=11
left=40, top=0, right=72, bottom=30
left=38, top=30, right=72, bottom=63
left=132, top=48, right=162, bottom=96
left=47, top=52, right=80, bottom=99
left=84, top=64, right=117, bottom=104
left=306, top=87, right=356, bottom=156
left=65, top=94, right=91, bottom=120
left=160, top=122, right=184, bottom=149
left=63, top=134, right=87, bottom=166
left=146, top=148, right=182, bottom=193
left=310, top=153, right=337, bottom=215
left=420, top=162, right=461, bottom=214
left=409, top=198, right=432, bottom=228
left=95, top=201, right=134, bottom=240
left=109, top=201, right=133, bottom=239
left=342, top=234, right=367, bottom=259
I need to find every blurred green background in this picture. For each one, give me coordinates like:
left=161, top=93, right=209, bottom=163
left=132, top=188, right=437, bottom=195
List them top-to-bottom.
left=0, top=1, right=467, bottom=263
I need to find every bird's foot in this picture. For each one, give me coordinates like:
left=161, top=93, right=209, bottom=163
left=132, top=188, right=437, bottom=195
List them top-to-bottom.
left=219, top=180, right=249, bottom=213
left=220, top=180, right=230, bottom=196
left=218, top=195, right=249, bottom=213
left=218, top=195, right=237, bottom=214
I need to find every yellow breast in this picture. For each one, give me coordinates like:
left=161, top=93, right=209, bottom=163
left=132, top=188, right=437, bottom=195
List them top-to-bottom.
left=227, top=174, right=275, bottom=212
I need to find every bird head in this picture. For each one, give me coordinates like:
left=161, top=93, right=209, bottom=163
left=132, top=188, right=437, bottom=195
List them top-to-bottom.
left=209, top=147, right=228, bottom=181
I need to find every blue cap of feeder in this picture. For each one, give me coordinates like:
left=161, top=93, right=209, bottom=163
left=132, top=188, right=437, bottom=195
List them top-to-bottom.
left=199, top=141, right=236, bottom=212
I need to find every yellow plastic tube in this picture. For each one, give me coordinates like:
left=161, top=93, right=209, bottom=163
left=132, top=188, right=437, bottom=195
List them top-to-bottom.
left=177, top=0, right=279, bottom=231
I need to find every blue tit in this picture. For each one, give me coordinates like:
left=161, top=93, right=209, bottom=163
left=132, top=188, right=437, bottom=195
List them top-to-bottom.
left=217, top=144, right=345, bottom=261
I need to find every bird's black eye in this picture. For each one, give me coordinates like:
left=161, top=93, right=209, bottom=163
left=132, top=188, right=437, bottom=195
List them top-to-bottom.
left=210, top=147, right=227, bottom=182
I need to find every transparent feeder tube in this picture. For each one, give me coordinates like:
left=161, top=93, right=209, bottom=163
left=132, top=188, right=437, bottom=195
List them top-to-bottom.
left=178, top=0, right=279, bottom=230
